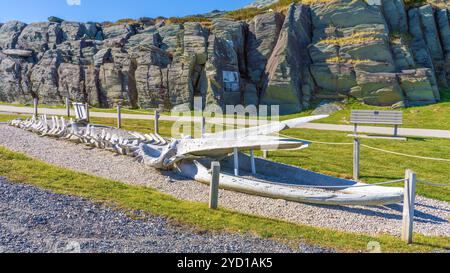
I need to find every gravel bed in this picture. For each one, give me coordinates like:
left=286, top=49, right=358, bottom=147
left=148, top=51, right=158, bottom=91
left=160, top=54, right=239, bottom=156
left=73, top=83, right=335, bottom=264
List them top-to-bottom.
left=0, top=125, right=449, bottom=238
left=0, top=177, right=331, bottom=253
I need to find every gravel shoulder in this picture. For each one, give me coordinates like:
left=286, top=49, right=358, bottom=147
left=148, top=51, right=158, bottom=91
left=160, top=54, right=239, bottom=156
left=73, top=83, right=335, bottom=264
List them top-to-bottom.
left=0, top=124, right=449, bottom=238
left=0, top=177, right=330, bottom=253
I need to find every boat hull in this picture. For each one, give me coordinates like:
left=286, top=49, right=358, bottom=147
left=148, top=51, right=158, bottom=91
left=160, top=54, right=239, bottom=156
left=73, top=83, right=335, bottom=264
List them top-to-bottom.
left=175, top=154, right=404, bottom=206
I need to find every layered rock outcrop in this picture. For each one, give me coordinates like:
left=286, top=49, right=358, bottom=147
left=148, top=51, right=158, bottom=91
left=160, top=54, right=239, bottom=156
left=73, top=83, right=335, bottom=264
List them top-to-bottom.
left=0, top=0, right=449, bottom=113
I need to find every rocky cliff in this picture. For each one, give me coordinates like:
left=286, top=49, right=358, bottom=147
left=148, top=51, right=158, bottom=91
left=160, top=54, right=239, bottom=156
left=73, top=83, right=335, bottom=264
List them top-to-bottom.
left=0, top=0, right=449, bottom=114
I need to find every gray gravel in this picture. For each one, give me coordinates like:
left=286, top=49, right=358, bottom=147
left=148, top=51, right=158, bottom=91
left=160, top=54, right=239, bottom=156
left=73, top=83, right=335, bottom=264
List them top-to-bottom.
left=0, top=125, right=449, bottom=238
left=0, top=177, right=331, bottom=253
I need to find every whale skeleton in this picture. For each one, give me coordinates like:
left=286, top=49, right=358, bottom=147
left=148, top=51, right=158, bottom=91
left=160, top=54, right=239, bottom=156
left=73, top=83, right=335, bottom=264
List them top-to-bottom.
left=8, top=114, right=403, bottom=206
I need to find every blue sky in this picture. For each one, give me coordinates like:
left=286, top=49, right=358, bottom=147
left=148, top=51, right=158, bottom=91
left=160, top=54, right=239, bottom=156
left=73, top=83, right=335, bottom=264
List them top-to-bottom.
left=0, top=0, right=254, bottom=23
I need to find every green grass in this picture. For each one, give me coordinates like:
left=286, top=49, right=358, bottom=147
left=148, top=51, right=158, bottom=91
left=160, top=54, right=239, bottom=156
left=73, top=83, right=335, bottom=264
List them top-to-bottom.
left=2, top=88, right=449, bottom=130
left=281, top=89, right=450, bottom=130
left=3, top=113, right=449, bottom=202
left=263, top=129, right=450, bottom=202
left=0, top=146, right=448, bottom=253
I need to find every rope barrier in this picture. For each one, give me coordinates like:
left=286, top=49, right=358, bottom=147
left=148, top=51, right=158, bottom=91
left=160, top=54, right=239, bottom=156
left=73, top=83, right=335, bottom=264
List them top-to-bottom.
left=277, top=133, right=354, bottom=145
left=360, top=144, right=450, bottom=162
left=261, top=178, right=406, bottom=189
left=417, top=180, right=450, bottom=187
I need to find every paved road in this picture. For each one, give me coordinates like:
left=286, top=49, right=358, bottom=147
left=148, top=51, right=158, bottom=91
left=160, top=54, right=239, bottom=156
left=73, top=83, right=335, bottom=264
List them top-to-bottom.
left=1, top=105, right=449, bottom=138
left=0, top=177, right=332, bottom=253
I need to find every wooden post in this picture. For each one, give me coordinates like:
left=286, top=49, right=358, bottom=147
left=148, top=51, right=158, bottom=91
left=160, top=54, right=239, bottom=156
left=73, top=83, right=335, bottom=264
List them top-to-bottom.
left=66, top=97, right=70, bottom=117
left=33, top=98, right=39, bottom=118
left=85, top=102, right=90, bottom=123
left=117, top=103, right=122, bottom=129
left=154, top=110, right=160, bottom=134
left=201, top=116, right=206, bottom=138
left=353, top=137, right=360, bottom=181
left=233, top=148, right=239, bottom=176
left=250, top=149, right=256, bottom=175
left=263, top=150, right=268, bottom=159
left=209, top=161, right=220, bottom=209
left=402, top=170, right=416, bottom=244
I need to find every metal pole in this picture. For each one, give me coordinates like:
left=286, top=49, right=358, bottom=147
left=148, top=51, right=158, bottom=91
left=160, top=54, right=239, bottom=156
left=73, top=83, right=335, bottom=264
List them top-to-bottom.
left=66, top=97, right=70, bottom=117
left=33, top=98, right=38, bottom=118
left=117, top=103, right=122, bottom=129
left=154, top=110, right=160, bottom=134
left=394, top=125, right=399, bottom=137
left=353, top=137, right=360, bottom=181
left=233, top=148, right=239, bottom=176
left=250, top=149, right=256, bottom=175
left=263, top=150, right=268, bottom=159
left=209, top=161, right=220, bottom=209
left=402, top=170, right=416, bottom=244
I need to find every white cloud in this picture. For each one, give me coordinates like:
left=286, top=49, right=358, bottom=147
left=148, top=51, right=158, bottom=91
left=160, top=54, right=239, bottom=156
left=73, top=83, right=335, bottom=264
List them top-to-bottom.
left=66, top=0, right=81, bottom=6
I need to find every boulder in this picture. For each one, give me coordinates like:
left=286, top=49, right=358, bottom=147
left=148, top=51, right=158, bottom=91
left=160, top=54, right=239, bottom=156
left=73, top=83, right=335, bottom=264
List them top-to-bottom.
left=309, top=0, right=400, bottom=105
left=311, top=0, right=385, bottom=29
left=381, top=0, right=408, bottom=32
left=260, top=4, right=312, bottom=114
left=417, top=5, right=444, bottom=62
left=408, top=6, right=447, bottom=88
left=436, top=9, right=450, bottom=85
left=246, top=12, right=284, bottom=85
left=48, top=16, right=64, bottom=23
left=204, top=19, right=246, bottom=109
left=0, top=21, right=27, bottom=49
left=17, top=22, right=62, bottom=52
left=61, top=22, right=86, bottom=41
left=83, top=22, right=102, bottom=40
left=167, top=22, right=208, bottom=110
left=183, top=23, right=208, bottom=64
left=102, top=24, right=136, bottom=40
left=157, top=24, right=184, bottom=54
left=124, top=27, right=161, bottom=52
left=390, top=35, right=415, bottom=70
left=133, top=45, right=171, bottom=108
left=93, top=48, right=112, bottom=67
left=2, top=49, right=33, bottom=58
left=29, top=50, right=63, bottom=104
left=0, top=53, right=34, bottom=103
left=98, top=62, right=125, bottom=107
left=58, top=63, right=85, bottom=102
left=310, top=63, right=357, bottom=95
left=83, top=65, right=101, bottom=106
left=398, top=69, right=438, bottom=105
left=349, top=71, right=404, bottom=106
left=312, top=100, right=343, bottom=115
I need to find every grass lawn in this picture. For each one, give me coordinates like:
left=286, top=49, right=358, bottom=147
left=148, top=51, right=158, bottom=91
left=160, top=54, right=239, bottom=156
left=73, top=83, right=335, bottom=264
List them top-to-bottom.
left=2, top=88, right=449, bottom=130
left=282, top=89, right=450, bottom=130
left=2, top=113, right=449, bottom=203
left=0, top=146, right=448, bottom=253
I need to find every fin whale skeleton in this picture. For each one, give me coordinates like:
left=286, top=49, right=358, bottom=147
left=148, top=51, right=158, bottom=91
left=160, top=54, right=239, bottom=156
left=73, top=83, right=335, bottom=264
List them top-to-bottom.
left=9, top=114, right=403, bottom=206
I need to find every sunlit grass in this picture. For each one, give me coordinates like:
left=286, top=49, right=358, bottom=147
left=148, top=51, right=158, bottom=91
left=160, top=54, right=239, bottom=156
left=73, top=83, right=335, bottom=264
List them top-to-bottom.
left=0, top=146, right=448, bottom=253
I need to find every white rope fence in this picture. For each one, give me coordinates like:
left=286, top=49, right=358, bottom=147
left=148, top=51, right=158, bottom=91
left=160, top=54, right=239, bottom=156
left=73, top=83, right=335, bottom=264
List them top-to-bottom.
left=360, top=144, right=450, bottom=162
left=416, top=180, right=450, bottom=187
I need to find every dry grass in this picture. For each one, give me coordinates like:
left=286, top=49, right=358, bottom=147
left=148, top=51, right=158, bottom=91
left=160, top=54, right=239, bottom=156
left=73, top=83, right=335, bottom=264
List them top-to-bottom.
left=319, top=31, right=383, bottom=46
left=325, top=56, right=373, bottom=65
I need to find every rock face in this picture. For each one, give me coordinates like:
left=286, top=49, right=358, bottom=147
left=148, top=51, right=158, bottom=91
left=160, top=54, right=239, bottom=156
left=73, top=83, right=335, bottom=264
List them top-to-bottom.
left=0, top=1, right=448, bottom=113
left=261, top=4, right=313, bottom=114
